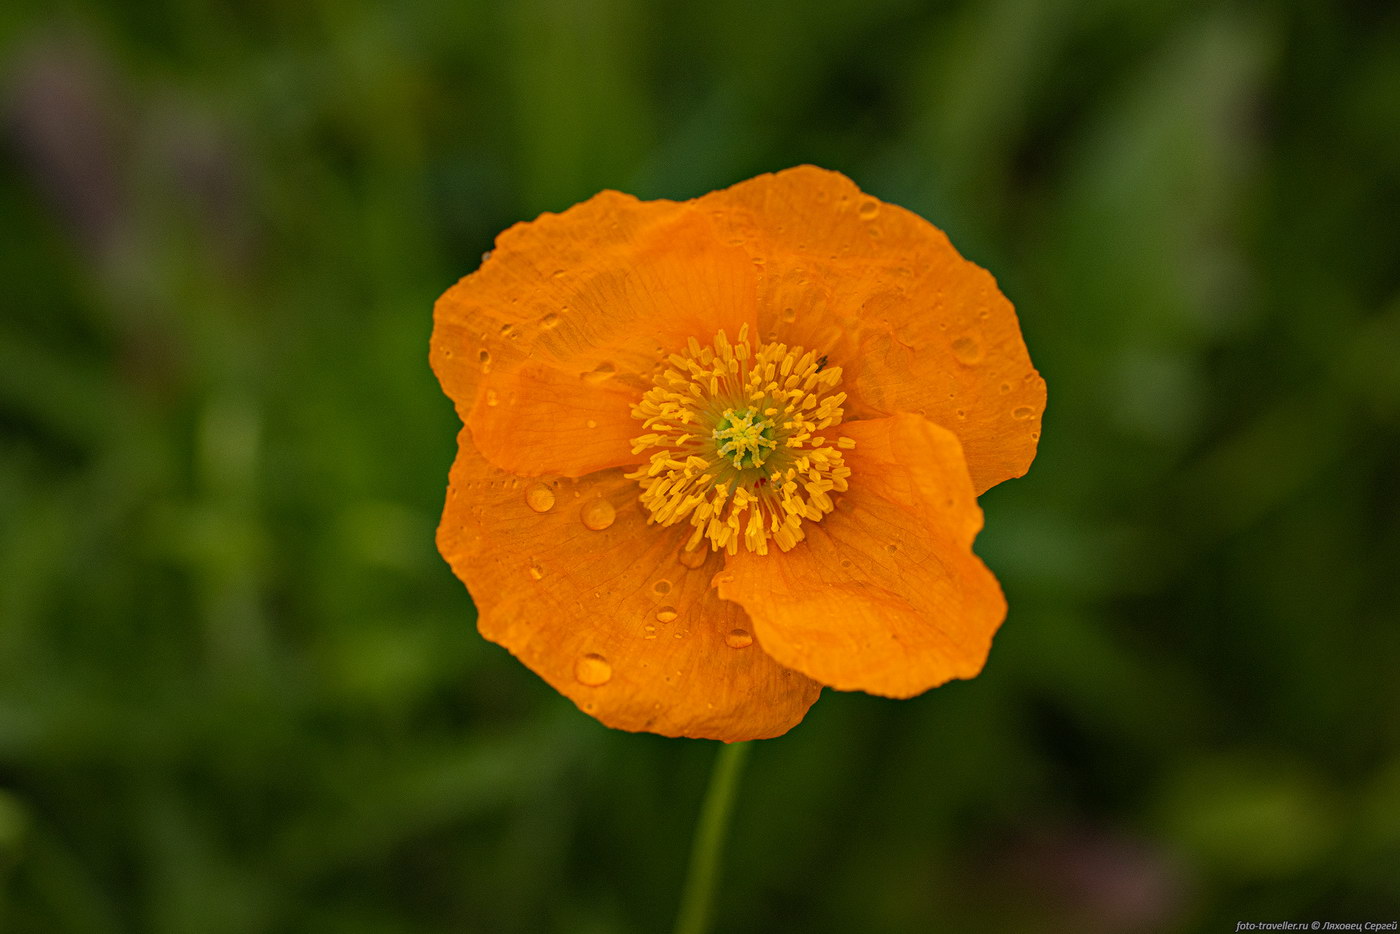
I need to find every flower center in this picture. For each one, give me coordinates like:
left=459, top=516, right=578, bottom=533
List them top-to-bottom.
left=626, top=325, right=854, bottom=556
left=713, top=408, right=776, bottom=469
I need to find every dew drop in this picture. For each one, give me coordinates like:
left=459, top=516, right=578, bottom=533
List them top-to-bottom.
left=857, top=199, right=880, bottom=220
left=551, top=269, right=566, bottom=279
left=781, top=307, right=796, bottom=323
left=540, top=312, right=560, bottom=329
left=500, top=322, right=516, bottom=338
left=951, top=336, right=983, bottom=364
left=479, top=349, right=491, bottom=365
left=582, top=362, right=617, bottom=385
left=1000, top=382, right=1012, bottom=394
left=485, top=389, right=500, bottom=407
left=1012, top=406, right=1035, bottom=420
left=956, top=409, right=966, bottom=419
left=586, top=419, right=597, bottom=429
left=525, top=483, right=555, bottom=513
left=580, top=498, right=616, bottom=531
left=886, top=543, right=898, bottom=553
left=677, top=546, right=707, bottom=569
left=840, top=559, right=852, bottom=569
left=528, top=563, right=545, bottom=581
left=652, top=579, right=672, bottom=596
left=655, top=606, right=678, bottom=623
left=643, top=624, right=657, bottom=640
left=725, top=628, right=753, bottom=649
left=574, top=653, right=612, bottom=686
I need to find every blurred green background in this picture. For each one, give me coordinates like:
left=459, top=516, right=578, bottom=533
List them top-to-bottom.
left=3, top=0, right=1398, bottom=931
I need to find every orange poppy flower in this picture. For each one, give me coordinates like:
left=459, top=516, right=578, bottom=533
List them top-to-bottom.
left=432, top=166, right=1044, bottom=742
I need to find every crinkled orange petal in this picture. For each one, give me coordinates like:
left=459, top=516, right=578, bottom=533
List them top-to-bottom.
left=701, top=165, right=1045, bottom=494
left=431, top=192, right=760, bottom=478
left=465, top=361, right=640, bottom=477
left=716, top=413, right=1006, bottom=697
left=437, top=428, right=820, bottom=740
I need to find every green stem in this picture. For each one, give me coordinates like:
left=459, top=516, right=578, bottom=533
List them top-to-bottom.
left=672, top=741, right=751, bottom=934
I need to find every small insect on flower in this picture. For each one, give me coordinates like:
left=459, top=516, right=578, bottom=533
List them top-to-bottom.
left=431, top=166, right=1045, bottom=741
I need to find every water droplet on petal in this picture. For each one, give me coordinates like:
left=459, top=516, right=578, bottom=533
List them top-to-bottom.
left=857, top=199, right=880, bottom=220
left=481, top=250, right=494, bottom=262
left=781, top=307, right=796, bottom=323
left=540, top=312, right=560, bottom=329
left=500, top=322, right=516, bottom=338
left=951, top=336, right=983, bottom=364
left=582, top=362, right=617, bottom=385
left=1000, top=382, right=1011, bottom=394
left=486, top=389, right=499, bottom=407
left=1012, top=406, right=1034, bottom=420
left=585, top=418, right=597, bottom=429
left=525, top=483, right=555, bottom=513
left=580, top=498, right=616, bottom=531
left=677, top=546, right=707, bottom=569
left=528, top=563, right=545, bottom=580
left=652, top=579, right=672, bottom=595
left=655, top=606, right=678, bottom=623
left=643, top=624, right=657, bottom=639
left=725, top=628, right=753, bottom=649
left=574, top=653, right=612, bottom=686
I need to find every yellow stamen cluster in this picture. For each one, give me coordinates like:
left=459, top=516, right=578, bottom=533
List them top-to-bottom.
left=626, top=325, right=854, bottom=556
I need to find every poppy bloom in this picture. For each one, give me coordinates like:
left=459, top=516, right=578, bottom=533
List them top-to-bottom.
left=432, top=166, right=1044, bottom=741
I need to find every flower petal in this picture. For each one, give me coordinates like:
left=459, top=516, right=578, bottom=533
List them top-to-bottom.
left=702, top=165, right=1045, bottom=494
left=432, top=192, right=760, bottom=478
left=716, top=413, right=1006, bottom=698
left=437, top=429, right=820, bottom=741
